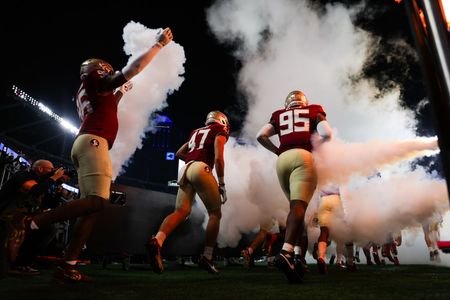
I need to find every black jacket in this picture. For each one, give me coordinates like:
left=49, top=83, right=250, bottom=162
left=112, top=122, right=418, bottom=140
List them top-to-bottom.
left=0, top=170, right=56, bottom=215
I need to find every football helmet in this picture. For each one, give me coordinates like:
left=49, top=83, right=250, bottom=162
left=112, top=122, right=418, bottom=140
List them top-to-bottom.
left=80, top=58, right=114, bottom=79
left=285, top=90, right=308, bottom=108
left=205, top=110, right=230, bottom=128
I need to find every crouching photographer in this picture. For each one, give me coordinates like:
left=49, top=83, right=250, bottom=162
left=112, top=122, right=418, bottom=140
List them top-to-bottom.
left=0, top=160, right=69, bottom=277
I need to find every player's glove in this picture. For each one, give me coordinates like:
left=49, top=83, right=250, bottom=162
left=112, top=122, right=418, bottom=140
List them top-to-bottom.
left=120, top=81, right=133, bottom=94
left=218, top=183, right=227, bottom=204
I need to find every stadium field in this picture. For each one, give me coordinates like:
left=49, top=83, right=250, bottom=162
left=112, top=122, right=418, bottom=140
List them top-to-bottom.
left=1, top=261, right=449, bottom=300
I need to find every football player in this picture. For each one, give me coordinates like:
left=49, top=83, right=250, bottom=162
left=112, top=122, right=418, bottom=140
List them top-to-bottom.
left=5, top=27, right=173, bottom=283
left=256, top=90, right=332, bottom=283
left=147, top=111, right=230, bottom=274
left=316, top=185, right=356, bottom=274
left=422, top=213, right=443, bottom=262
left=242, top=217, right=278, bottom=269
left=381, top=232, right=401, bottom=265
left=363, top=242, right=385, bottom=265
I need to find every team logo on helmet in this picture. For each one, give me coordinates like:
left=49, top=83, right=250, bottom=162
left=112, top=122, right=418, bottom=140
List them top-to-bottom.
left=80, top=58, right=114, bottom=79
left=285, top=90, right=308, bottom=108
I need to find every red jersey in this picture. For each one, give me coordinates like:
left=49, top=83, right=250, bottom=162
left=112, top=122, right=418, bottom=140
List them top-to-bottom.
left=75, top=71, right=127, bottom=149
left=269, top=104, right=326, bottom=153
left=184, top=123, right=229, bottom=169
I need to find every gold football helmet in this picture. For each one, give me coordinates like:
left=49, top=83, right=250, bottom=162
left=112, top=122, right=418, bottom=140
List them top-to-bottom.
left=80, top=58, right=114, bottom=79
left=285, top=90, right=308, bottom=108
left=205, top=110, right=230, bottom=128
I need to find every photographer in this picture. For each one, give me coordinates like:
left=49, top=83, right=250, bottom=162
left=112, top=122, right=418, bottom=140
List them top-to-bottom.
left=0, top=159, right=68, bottom=276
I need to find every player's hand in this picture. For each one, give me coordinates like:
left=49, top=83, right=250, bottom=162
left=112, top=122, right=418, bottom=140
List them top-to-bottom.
left=157, top=27, right=173, bottom=47
left=120, top=81, right=133, bottom=94
left=50, top=167, right=65, bottom=181
left=60, top=174, right=71, bottom=183
left=218, top=183, right=227, bottom=204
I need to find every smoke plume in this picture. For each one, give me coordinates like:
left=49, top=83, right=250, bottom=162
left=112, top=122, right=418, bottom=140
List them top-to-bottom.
left=206, top=0, right=450, bottom=264
left=110, top=21, right=186, bottom=178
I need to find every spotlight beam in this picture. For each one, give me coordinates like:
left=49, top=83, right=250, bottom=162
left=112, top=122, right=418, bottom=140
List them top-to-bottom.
left=11, top=85, right=79, bottom=135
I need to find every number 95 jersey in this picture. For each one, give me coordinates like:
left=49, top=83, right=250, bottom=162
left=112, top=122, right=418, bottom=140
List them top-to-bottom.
left=270, top=104, right=325, bottom=154
left=184, top=123, right=229, bottom=169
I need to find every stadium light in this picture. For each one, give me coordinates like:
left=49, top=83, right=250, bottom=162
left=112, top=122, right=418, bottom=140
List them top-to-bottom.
left=12, top=85, right=79, bottom=135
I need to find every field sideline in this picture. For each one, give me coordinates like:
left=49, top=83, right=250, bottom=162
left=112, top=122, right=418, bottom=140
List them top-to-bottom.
left=1, top=262, right=450, bottom=300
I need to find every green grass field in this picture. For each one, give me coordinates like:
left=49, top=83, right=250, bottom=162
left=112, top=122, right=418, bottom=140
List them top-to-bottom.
left=1, top=261, right=450, bottom=300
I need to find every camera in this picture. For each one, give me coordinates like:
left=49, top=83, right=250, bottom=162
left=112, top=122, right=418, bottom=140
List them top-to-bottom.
left=50, top=167, right=77, bottom=185
left=50, top=167, right=77, bottom=178
left=63, top=168, right=77, bottom=179
left=110, top=190, right=126, bottom=206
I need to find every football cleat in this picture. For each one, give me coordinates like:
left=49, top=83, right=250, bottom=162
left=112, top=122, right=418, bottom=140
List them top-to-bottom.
left=145, top=237, right=164, bottom=274
left=382, top=245, right=395, bottom=263
left=274, top=251, right=302, bottom=283
left=372, top=252, right=382, bottom=265
left=294, top=254, right=308, bottom=277
left=198, top=255, right=219, bottom=274
left=393, top=256, right=400, bottom=265
left=317, top=257, right=327, bottom=274
left=336, top=260, right=347, bottom=269
left=346, top=262, right=357, bottom=272
left=54, top=263, right=93, bottom=283
left=8, top=265, right=40, bottom=276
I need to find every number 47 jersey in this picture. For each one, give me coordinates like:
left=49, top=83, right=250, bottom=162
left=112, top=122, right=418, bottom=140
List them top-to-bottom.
left=270, top=104, right=326, bottom=154
left=184, top=123, right=230, bottom=169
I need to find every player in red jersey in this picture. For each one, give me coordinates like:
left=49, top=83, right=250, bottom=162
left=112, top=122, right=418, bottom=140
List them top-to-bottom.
left=5, top=28, right=173, bottom=283
left=256, top=90, right=333, bottom=283
left=147, top=111, right=229, bottom=274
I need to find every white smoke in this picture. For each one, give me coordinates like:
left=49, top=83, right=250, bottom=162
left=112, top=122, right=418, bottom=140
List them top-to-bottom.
left=206, top=0, right=450, bottom=264
left=110, top=21, right=186, bottom=178
left=313, top=135, right=439, bottom=186
left=217, top=139, right=288, bottom=247
left=328, top=169, right=448, bottom=244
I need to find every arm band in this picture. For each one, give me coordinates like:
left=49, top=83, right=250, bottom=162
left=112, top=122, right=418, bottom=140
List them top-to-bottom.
left=317, top=120, right=333, bottom=139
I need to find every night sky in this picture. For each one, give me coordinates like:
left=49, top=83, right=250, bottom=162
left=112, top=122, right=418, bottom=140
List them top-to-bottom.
left=2, top=0, right=239, bottom=132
